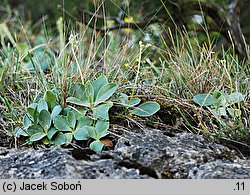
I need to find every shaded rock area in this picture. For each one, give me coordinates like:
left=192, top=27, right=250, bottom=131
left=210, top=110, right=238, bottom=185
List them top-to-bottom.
left=0, top=128, right=250, bottom=179
left=0, top=147, right=149, bottom=179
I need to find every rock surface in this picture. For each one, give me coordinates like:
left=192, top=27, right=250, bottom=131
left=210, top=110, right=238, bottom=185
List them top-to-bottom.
left=0, top=128, right=250, bottom=179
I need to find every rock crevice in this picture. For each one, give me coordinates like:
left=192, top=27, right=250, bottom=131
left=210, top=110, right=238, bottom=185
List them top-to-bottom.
left=1, top=128, right=250, bottom=179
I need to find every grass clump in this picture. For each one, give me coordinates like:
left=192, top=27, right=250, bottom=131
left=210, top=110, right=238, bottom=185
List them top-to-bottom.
left=0, top=3, right=249, bottom=154
left=144, top=28, right=250, bottom=146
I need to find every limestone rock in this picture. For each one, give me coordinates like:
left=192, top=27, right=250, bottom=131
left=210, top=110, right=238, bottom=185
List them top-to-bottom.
left=0, top=128, right=250, bottom=179
left=114, top=129, right=249, bottom=178
left=0, top=148, right=149, bottom=179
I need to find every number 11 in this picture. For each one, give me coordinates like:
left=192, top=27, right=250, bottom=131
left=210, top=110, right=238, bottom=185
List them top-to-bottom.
left=236, top=182, right=244, bottom=191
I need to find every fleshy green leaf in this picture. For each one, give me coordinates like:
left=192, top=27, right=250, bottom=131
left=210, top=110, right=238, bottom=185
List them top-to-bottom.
left=24, top=49, right=52, bottom=71
left=92, top=76, right=108, bottom=100
left=82, top=81, right=94, bottom=107
left=85, top=81, right=94, bottom=98
left=70, top=83, right=85, bottom=99
left=94, top=83, right=118, bottom=106
left=75, top=84, right=85, bottom=99
left=44, top=90, right=56, bottom=108
left=212, top=90, right=222, bottom=99
left=229, top=92, right=245, bottom=105
left=119, top=93, right=128, bottom=104
left=218, top=93, right=230, bottom=106
left=193, top=94, right=218, bottom=107
left=66, top=97, right=90, bottom=107
left=127, top=98, right=141, bottom=107
left=37, top=99, right=48, bottom=112
left=51, top=101, right=60, bottom=110
left=93, top=102, right=113, bottom=121
left=131, top=102, right=160, bottom=117
left=28, top=103, right=38, bottom=109
left=51, top=105, right=62, bottom=119
left=26, top=106, right=39, bottom=124
left=62, top=106, right=72, bottom=114
left=26, top=107, right=35, bottom=116
left=33, top=107, right=39, bottom=124
left=217, top=107, right=227, bottom=116
left=72, top=108, right=87, bottom=120
left=38, top=110, right=51, bottom=130
left=67, top=111, right=76, bottom=129
left=23, top=114, right=33, bottom=128
left=53, top=115, right=71, bottom=131
left=76, top=116, right=93, bottom=129
left=96, top=120, right=109, bottom=133
left=95, top=121, right=109, bottom=139
left=26, top=125, right=44, bottom=136
left=85, top=126, right=97, bottom=139
left=13, top=127, right=28, bottom=137
left=47, top=127, right=58, bottom=139
left=74, top=127, right=90, bottom=140
left=97, top=131, right=109, bottom=139
left=30, top=132, right=46, bottom=142
left=52, top=132, right=66, bottom=145
left=64, top=133, right=73, bottom=144
left=42, top=137, right=50, bottom=145
left=90, top=140, right=104, bottom=153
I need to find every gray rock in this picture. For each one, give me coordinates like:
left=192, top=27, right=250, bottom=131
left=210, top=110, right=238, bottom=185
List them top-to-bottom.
left=0, top=128, right=250, bottom=179
left=114, top=129, right=250, bottom=178
left=0, top=148, right=149, bottom=179
left=0, top=148, right=82, bottom=179
left=188, top=160, right=250, bottom=179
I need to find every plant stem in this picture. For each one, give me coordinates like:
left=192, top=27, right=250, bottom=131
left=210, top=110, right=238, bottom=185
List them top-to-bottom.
left=132, top=41, right=143, bottom=97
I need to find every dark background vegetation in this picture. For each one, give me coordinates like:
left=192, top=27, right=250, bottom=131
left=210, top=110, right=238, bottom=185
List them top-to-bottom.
left=1, top=0, right=250, bottom=58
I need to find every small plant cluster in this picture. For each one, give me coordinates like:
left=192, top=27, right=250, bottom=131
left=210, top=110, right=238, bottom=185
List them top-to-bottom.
left=15, top=75, right=160, bottom=152
left=193, top=90, right=246, bottom=125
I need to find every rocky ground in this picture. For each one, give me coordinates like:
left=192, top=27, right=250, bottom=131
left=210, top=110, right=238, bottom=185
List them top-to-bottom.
left=1, top=128, right=250, bottom=179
